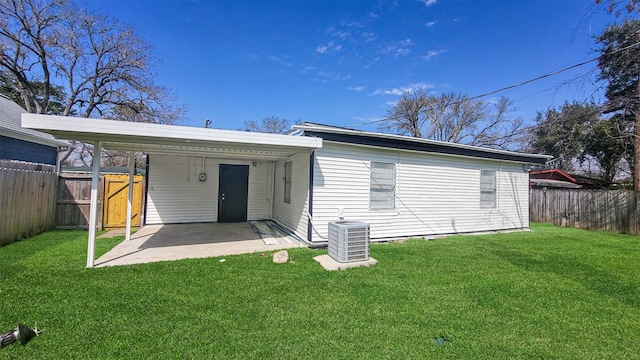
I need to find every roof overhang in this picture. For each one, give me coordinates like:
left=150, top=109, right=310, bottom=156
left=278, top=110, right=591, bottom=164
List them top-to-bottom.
left=22, top=114, right=322, bottom=160
left=1, top=124, right=70, bottom=148
left=292, top=124, right=552, bottom=165
left=529, top=168, right=577, bottom=182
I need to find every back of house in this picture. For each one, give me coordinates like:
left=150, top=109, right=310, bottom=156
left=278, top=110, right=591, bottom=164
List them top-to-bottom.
left=21, top=114, right=551, bottom=246
left=289, top=123, right=550, bottom=243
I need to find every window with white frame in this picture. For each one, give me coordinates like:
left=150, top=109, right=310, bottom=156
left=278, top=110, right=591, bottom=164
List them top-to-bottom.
left=284, top=161, right=292, bottom=204
left=370, top=162, right=395, bottom=210
left=480, top=170, right=496, bottom=208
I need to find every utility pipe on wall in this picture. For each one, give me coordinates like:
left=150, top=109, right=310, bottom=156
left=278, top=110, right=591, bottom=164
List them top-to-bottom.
left=269, top=161, right=276, bottom=219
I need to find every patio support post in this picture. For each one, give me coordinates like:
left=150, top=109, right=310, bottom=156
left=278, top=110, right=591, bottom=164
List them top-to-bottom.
left=87, top=141, right=102, bottom=268
left=126, top=151, right=135, bottom=241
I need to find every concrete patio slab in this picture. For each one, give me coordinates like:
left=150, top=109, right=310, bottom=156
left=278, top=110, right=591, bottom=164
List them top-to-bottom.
left=95, top=222, right=302, bottom=267
left=97, top=229, right=127, bottom=239
left=313, top=254, right=378, bottom=271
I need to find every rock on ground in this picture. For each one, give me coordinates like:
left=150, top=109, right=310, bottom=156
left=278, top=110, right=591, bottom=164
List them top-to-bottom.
left=273, top=250, right=289, bottom=264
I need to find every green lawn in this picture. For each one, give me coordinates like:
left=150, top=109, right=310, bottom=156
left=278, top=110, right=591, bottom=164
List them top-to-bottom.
left=1, top=223, right=638, bottom=359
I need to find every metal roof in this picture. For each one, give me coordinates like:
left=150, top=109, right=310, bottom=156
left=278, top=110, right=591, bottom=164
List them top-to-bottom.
left=22, top=113, right=322, bottom=160
left=292, top=123, right=552, bottom=165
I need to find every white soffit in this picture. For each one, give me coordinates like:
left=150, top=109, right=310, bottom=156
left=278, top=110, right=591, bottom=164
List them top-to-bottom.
left=22, top=114, right=322, bottom=159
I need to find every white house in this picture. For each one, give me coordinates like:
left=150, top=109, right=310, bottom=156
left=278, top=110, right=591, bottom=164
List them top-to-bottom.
left=22, top=115, right=550, bottom=262
left=290, top=123, right=550, bottom=242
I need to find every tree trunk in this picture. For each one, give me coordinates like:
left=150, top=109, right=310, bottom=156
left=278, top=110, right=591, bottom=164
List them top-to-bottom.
left=635, top=69, right=640, bottom=191
left=635, top=114, right=640, bottom=191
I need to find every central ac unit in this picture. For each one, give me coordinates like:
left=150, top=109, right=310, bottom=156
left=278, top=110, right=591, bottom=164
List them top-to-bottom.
left=328, top=221, right=370, bottom=263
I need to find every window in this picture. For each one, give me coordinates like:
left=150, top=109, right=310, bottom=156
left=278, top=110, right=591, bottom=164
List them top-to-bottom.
left=284, top=161, right=292, bottom=204
left=370, top=162, right=395, bottom=210
left=480, top=170, right=496, bottom=208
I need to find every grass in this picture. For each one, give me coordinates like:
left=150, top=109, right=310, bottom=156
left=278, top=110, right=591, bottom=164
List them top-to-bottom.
left=0, top=223, right=639, bottom=359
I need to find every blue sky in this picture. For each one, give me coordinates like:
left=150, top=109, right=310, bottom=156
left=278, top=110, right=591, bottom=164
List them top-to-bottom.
left=81, top=0, right=617, bottom=131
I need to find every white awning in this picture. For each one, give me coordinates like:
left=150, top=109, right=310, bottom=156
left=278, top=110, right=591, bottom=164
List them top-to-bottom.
left=22, top=113, right=323, bottom=268
left=22, top=114, right=322, bottom=160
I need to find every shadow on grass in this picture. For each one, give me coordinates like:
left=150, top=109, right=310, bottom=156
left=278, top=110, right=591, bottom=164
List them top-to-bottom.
left=492, top=249, right=639, bottom=309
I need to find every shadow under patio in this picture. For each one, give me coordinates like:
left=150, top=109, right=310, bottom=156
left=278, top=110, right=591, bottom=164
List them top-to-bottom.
left=94, top=221, right=303, bottom=267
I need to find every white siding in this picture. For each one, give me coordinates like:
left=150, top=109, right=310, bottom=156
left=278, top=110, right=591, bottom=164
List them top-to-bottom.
left=309, top=142, right=530, bottom=242
left=272, top=152, right=310, bottom=240
left=146, top=154, right=273, bottom=224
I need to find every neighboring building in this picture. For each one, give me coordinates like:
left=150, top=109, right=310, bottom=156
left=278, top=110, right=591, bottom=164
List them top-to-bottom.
left=0, top=94, right=69, bottom=168
left=23, top=115, right=551, bottom=244
left=529, top=169, right=611, bottom=189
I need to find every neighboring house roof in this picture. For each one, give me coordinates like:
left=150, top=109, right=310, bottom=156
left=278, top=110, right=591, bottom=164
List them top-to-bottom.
left=0, top=94, right=69, bottom=147
left=291, top=122, right=551, bottom=165
left=529, top=168, right=609, bottom=189
left=529, top=178, right=582, bottom=189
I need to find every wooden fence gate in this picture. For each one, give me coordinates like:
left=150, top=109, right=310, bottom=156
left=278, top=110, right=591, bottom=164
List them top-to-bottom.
left=56, top=172, right=144, bottom=230
left=102, top=174, right=144, bottom=229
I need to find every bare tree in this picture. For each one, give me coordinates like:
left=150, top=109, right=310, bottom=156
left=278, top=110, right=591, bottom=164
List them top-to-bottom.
left=0, top=0, right=186, bottom=165
left=0, top=0, right=64, bottom=113
left=596, top=0, right=640, bottom=16
left=54, top=8, right=184, bottom=122
left=380, top=89, right=429, bottom=137
left=379, top=91, right=525, bottom=150
left=423, top=92, right=485, bottom=144
left=472, top=97, right=524, bottom=149
left=243, top=116, right=299, bottom=134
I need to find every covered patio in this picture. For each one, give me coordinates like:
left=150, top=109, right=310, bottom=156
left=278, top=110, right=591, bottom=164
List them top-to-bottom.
left=22, top=114, right=321, bottom=267
left=95, top=221, right=303, bottom=267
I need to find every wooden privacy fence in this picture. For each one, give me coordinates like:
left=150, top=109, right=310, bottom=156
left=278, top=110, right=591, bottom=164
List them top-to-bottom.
left=0, top=160, right=57, bottom=245
left=56, top=172, right=144, bottom=230
left=56, top=172, right=104, bottom=229
left=530, top=188, right=640, bottom=235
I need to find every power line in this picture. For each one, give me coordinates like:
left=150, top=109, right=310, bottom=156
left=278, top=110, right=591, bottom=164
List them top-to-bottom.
left=469, top=40, right=640, bottom=102
left=352, top=41, right=640, bottom=127
left=465, top=58, right=598, bottom=102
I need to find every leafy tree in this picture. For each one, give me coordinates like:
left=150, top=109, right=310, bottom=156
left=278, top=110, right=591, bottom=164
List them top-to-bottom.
left=596, top=19, right=640, bottom=189
left=0, top=74, right=68, bottom=114
left=379, top=90, right=524, bottom=150
left=529, top=101, right=631, bottom=183
left=529, top=102, right=598, bottom=172
left=583, top=113, right=631, bottom=182
left=243, top=116, right=300, bottom=134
